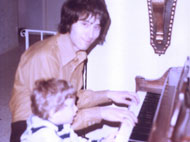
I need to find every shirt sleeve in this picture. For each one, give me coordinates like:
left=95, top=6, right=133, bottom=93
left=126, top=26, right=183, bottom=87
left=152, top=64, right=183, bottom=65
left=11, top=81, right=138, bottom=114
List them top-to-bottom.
left=9, top=49, right=60, bottom=121
left=21, top=51, right=60, bottom=91
left=72, top=90, right=112, bottom=130
left=77, top=90, right=112, bottom=109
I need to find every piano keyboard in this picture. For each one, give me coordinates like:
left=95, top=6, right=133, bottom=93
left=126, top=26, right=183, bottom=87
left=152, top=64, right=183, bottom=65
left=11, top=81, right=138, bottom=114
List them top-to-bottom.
left=115, top=91, right=161, bottom=142
left=115, top=91, right=146, bottom=142
left=129, top=91, right=161, bottom=142
left=129, top=91, right=147, bottom=119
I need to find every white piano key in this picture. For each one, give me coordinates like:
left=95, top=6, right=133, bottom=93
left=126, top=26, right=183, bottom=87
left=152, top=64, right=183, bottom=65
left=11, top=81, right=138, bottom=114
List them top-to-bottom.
left=115, top=91, right=147, bottom=142
left=129, top=91, right=147, bottom=116
left=115, top=120, right=134, bottom=142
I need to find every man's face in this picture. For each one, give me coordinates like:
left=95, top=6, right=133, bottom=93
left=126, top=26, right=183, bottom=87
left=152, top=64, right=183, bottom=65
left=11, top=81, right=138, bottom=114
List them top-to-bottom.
left=69, top=15, right=101, bottom=51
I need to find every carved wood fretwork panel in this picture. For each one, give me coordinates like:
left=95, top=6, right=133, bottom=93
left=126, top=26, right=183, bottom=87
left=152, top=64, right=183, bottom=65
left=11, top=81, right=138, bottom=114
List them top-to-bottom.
left=147, top=0, right=177, bottom=55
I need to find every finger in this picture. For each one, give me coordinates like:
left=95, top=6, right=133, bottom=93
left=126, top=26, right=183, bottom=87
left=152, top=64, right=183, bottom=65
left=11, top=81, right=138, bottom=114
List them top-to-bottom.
left=117, top=91, right=139, bottom=104
left=125, top=92, right=140, bottom=105
left=117, top=98, right=138, bottom=106
left=121, top=99, right=136, bottom=106
left=114, top=107, right=137, bottom=123
left=122, top=110, right=138, bottom=123
left=123, top=116, right=136, bottom=126
left=121, top=119, right=135, bottom=128
left=107, top=131, right=118, bottom=139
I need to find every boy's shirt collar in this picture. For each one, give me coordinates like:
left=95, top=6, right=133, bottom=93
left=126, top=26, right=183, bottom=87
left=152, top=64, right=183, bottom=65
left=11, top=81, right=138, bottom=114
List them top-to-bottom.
left=27, top=115, right=71, bottom=132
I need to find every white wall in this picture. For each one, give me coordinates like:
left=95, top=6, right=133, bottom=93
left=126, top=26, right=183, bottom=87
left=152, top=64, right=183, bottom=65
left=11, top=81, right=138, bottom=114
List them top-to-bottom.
left=0, top=0, right=18, bottom=55
left=18, top=0, right=65, bottom=31
left=87, top=0, right=190, bottom=92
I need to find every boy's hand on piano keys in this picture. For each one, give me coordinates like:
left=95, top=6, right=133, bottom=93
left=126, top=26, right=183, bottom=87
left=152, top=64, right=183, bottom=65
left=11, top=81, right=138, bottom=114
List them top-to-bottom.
left=107, top=91, right=140, bottom=106
left=100, top=106, right=138, bottom=125
left=115, top=119, right=135, bottom=142
left=100, top=131, right=119, bottom=142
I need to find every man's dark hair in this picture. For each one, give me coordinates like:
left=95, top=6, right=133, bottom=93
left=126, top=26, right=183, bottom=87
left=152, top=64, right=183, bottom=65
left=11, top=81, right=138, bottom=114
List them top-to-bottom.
left=58, top=0, right=111, bottom=45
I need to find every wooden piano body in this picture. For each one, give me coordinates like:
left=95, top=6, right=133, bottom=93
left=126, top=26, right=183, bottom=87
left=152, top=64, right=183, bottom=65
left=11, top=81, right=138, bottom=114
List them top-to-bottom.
left=132, top=57, right=190, bottom=142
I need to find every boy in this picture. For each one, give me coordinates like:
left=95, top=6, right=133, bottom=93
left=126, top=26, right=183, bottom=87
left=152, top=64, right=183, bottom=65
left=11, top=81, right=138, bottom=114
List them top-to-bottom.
left=21, top=78, right=116, bottom=142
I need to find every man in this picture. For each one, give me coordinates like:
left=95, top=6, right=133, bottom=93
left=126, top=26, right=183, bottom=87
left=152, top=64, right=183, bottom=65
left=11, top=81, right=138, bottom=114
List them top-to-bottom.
left=9, top=0, right=139, bottom=141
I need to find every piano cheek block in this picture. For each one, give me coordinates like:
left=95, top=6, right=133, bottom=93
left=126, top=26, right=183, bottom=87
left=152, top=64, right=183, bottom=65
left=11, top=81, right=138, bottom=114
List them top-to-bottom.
left=172, top=104, right=190, bottom=141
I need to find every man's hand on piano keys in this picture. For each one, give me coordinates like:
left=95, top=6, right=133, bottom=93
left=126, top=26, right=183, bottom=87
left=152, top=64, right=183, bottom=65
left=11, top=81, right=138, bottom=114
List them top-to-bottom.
left=106, top=90, right=140, bottom=106
left=114, top=91, right=147, bottom=142
left=100, top=106, right=138, bottom=125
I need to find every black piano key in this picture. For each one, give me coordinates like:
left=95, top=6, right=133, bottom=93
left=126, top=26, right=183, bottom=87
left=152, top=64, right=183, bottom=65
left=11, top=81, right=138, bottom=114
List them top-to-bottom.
left=129, top=92, right=160, bottom=141
left=130, top=125, right=151, bottom=140
left=132, top=127, right=151, bottom=135
left=130, top=131, right=149, bottom=141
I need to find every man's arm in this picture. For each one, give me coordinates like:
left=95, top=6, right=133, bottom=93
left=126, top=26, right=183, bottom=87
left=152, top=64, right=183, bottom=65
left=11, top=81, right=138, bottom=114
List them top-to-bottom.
left=10, top=51, right=60, bottom=122
left=22, top=53, right=60, bottom=91
left=77, top=90, right=139, bottom=109
left=77, top=90, right=112, bottom=109
left=72, top=106, right=137, bottom=130
left=72, top=107, right=102, bottom=130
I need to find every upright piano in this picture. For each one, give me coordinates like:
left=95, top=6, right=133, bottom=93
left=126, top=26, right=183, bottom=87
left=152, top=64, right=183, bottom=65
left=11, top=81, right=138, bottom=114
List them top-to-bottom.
left=116, top=57, right=190, bottom=142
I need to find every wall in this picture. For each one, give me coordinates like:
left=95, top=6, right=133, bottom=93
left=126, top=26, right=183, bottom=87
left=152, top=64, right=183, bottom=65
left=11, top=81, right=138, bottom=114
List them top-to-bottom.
left=0, top=0, right=18, bottom=55
left=18, top=0, right=65, bottom=31
left=18, top=0, right=43, bottom=30
left=45, top=0, right=64, bottom=30
left=86, top=0, right=190, bottom=139
left=87, top=0, right=190, bottom=91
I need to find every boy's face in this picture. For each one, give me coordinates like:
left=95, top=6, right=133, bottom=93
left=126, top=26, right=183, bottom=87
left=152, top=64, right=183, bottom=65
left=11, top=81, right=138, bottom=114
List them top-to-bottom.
left=69, top=14, right=101, bottom=51
left=49, top=98, right=78, bottom=125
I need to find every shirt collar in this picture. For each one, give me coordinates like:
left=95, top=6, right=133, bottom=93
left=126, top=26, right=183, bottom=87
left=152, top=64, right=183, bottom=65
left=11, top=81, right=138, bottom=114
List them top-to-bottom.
left=28, top=115, right=71, bottom=133
left=28, top=115, right=58, bottom=131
